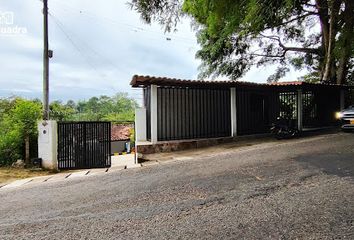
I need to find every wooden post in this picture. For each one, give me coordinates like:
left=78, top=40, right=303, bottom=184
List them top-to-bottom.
left=25, top=135, right=30, bottom=165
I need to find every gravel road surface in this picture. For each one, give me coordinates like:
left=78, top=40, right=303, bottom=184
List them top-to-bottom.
left=0, top=132, right=353, bottom=239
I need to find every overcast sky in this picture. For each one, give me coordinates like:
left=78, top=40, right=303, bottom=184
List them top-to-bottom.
left=0, top=0, right=306, bottom=103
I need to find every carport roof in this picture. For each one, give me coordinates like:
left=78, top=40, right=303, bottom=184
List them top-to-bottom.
left=130, top=75, right=351, bottom=89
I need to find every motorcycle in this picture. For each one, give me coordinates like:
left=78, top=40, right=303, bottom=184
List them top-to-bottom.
left=270, top=117, right=300, bottom=139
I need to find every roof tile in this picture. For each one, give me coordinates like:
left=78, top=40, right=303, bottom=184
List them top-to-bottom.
left=131, top=75, right=349, bottom=88
left=111, top=124, right=131, bottom=141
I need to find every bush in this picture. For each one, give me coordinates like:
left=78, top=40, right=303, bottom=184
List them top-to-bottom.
left=0, top=98, right=41, bottom=166
left=0, top=128, right=22, bottom=166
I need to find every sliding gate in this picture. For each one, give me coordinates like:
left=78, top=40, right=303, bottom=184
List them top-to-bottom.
left=57, top=122, right=111, bottom=170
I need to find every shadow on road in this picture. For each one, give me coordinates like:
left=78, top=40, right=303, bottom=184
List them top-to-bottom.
left=295, top=151, right=354, bottom=179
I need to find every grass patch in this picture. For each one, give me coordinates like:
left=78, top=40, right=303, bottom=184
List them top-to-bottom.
left=0, top=167, right=53, bottom=185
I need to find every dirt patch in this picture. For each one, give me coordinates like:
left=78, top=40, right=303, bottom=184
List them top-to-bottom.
left=0, top=167, right=53, bottom=185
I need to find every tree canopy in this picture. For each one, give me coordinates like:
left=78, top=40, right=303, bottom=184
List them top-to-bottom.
left=130, top=0, right=354, bottom=84
left=48, top=92, right=138, bottom=122
left=0, top=93, right=137, bottom=166
left=0, top=98, right=42, bottom=165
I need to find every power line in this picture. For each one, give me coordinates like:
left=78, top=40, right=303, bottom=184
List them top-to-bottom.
left=49, top=0, right=196, bottom=44
left=50, top=11, right=124, bottom=72
left=49, top=12, right=112, bottom=83
left=46, top=13, right=136, bottom=93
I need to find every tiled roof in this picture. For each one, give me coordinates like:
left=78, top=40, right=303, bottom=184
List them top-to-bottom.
left=130, top=75, right=350, bottom=88
left=130, top=75, right=265, bottom=88
left=269, top=81, right=303, bottom=86
left=111, top=124, right=131, bottom=141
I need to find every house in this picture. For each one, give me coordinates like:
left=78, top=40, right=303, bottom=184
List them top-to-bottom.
left=131, top=75, right=353, bottom=154
left=111, top=124, right=131, bottom=155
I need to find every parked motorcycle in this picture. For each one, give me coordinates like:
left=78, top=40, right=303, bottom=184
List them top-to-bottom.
left=270, top=117, right=299, bottom=139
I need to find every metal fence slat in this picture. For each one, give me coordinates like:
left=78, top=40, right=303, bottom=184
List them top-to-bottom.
left=57, top=122, right=111, bottom=170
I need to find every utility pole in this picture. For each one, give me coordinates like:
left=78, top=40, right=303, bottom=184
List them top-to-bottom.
left=43, top=0, right=49, bottom=120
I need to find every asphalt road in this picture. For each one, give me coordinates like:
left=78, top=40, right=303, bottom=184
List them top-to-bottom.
left=1, top=132, right=354, bottom=239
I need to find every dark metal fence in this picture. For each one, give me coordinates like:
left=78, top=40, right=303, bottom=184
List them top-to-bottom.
left=142, top=85, right=345, bottom=139
left=156, top=87, right=231, bottom=141
left=236, top=88, right=278, bottom=135
left=314, top=88, right=340, bottom=126
left=348, top=89, right=354, bottom=106
left=279, top=91, right=298, bottom=120
left=303, top=91, right=318, bottom=127
left=57, top=122, right=111, bottom=169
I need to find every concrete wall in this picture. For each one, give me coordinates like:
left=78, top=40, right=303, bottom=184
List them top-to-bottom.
left=135, top=108, right=147, bottom=142
left=38, top=120, right=58, bottom=170
left=137, top=137, right=234, bottom=154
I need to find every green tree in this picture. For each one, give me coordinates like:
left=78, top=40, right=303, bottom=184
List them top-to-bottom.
left=130, top=0, right=354, bottom=84
left=0, top=93, right=137, bottom=166
left=75, top=93, right=138, bottom=121
left=0, top=97, right=17, bottom=121
left=0, top=99, right=41, bottom=165
left=66, top=100, right=76, bottom=109
left=49, top=101, right=76, bottom=121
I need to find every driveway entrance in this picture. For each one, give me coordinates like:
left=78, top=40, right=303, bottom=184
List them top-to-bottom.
left=57, top=122, right=111, bottom=169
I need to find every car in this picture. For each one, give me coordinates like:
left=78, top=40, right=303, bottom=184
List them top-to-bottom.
left=336, top=105, right=354, bottom=131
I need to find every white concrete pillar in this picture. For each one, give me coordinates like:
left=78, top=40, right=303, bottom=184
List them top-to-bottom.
left=150, top=85, right=158, bottom=143
left=230, top=87, right=237, bottom=137
left=297, top=89, right=303, bottom=131
left=340, top=89, right=345, bottom=110
left=135, top=108, right=147, bottom=142
left=38, top=120, right=58, bottom=170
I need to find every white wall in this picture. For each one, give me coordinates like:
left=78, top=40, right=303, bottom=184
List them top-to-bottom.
left=150, top=85, right=158, bottom=143
left=230, top=87, right=237, bottom=137
left=135, top=108, right=147, bottom=142
left=38, top=120, right=58, bottom=170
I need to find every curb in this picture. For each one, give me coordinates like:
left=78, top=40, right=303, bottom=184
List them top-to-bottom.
left=0, top=163, right=142, bottom=191
left=1, top=178, right=33, bottom=189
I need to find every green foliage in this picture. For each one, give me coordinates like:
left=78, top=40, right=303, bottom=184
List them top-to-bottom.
left=129, top=0, right=184, bottom=32
left=131, top=0, right=354, bottom=84
left=182, top=0, right=320, bottom=80
left=267, top=67, right=290, bottom=83
left=299, top=72, right=321, bottom=83
left=47, top=92, right=138, bottom=122
left=0, top=93, right=137, bottom=166
left=73, top=93, right=138, bottom=121
left=0, top=97, right=16, bottom=121
left=0, top=98, right=42, bottom=166
left=9, top=99, right=42, bottom=137
left=49, top=101, right=76, bottom=121
left=102, top=112, right=135, bottom=122
left=0, top=126, right=22, bottom=166
left=129, top=128, right=135, bottom=149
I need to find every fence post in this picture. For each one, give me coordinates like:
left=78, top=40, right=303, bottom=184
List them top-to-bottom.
left=150, top=85, right=158, bottom=143
left=230, top=87, right=237, bottom=137
left=297, top=89, right=303, bottom=131
left=135, top=108, right=147, bottom=142
left=38, top=120, right=58, bottom=170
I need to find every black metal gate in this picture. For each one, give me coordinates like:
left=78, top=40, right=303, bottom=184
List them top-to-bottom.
left=57, top=122, right=111, bottom=169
